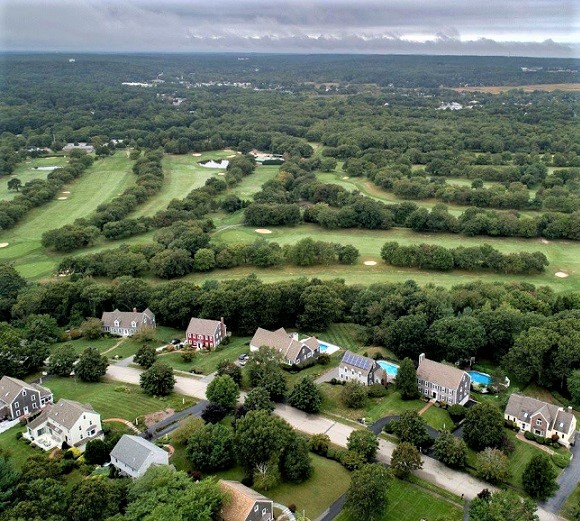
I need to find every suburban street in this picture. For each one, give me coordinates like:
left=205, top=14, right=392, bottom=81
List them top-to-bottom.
left=106, top=364, right=566, bottom=521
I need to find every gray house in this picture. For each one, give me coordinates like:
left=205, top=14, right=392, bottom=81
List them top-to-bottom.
left=101, top=308, right=156, bottom=337
left=250, top=327, right=319, bottom=365
left=338, top=351, right=387, bottom=386
left=416, top=353, right=471, bottom=405
left=0, top=376, right=53, bottom=420
left=110, top=434, right=169, bottom=478
left=219, top=480, right=273, bottom=521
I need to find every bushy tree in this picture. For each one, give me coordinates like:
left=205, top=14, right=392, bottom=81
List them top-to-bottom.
left=23, top=314, right=60, bottom=343
left=80, top=317, right=103, bottom=340
left=0, top=323, right=49, bottom=378
left=48, top=344, right=77, bottom=377
left=134, top=344, right=157, bottom=368
left=75, top=346, right=108, bottom=382
left=246, top=346, right=287, bottom=402
left=396, top=357, right=419, bottom=400
left=216, top=360, right=242, bottom=386
left=140, top=362, right=175, bottom=396
left=568, top=369, right=580, bottom=405
left=206, top=375, right=239, bottom=410
left=288, top=376, right=322, bottom=413
left=341, top=381, right=368, bottom=409
left=244, top=387, right=274, bottom=413
left=463, top=402, right=505, bottom=451
left=201, top=403, right=228, bottom=424
left=394, top=410, right=431, bottom=448
left=171, top=417, right=204, bottom=446
left=187, top=423, right=235, bottom=472
left=347, top=430, right=379, bottom=462
left=433, top=431, right=468, bottom=468
left=309, top=433, right=331, bottom=455
left=280, top=434, right=313, bottom=483
left=83, top=439, right=110, bottom=465
left=390, top=442, right=423, bottom=477
left=476, top=448, right=511, bottom=485
left=0, top=454, right=19, bottom=512
left=522, top=454, right=558, bottom=500
left=344, top=463, right=391, bottom=521
left=469, top=490, right=539, bottom=521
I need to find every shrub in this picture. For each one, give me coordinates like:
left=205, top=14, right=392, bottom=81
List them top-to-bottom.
left=180, top=350, right=195, bottom=363
left=317, top=353, right=331, bottom=365
left=341, top=381, right=368, bottom=409
left=367, top=383, right=388, bottom=398
left=448, top=404, right=466, bottom=422
left=383, top=421, right=396, bottom=434
left=15, top=431, right=23, bottom=440
left=524, top=431, right=535, bottom=441
left=309, top=433, right=331, bottom=455
left=339, top=450, right=366, bottom=471
left=552, top=453, right=570, bottom=469
left=288, top=504, right=297, bottom=513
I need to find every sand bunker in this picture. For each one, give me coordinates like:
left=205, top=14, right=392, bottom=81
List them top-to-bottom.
left=192, top=153, right=202, bottom=157
left=227, top=155, right=236, bottom=158
left=200, top=159, right=229, bottom=169
left=35, top=166, right=59, bottom=171
left=217, top=172, right=225, bottom=176
left=342, top=176, right=350, bottom=180
left=62, top=191, right=71, bottom=194
left=57, top=197, right=68, bottom=200
left=255, top=229, right=273, bottom=234
left=541, top=239, right=551, bottom=245
left=0, top=243, right=8, bottom=248
left=364, top=260, right=377, bottom=266
left=555, top=272, right=569, bottom=278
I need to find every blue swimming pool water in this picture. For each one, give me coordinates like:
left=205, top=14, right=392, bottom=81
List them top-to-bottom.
left=319, top=343, right=328, bottom=352
left=377, top=361, right=399, bottom=377
left=468, top=370, right=492, bottom=385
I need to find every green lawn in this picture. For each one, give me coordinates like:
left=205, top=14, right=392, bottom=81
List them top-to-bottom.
left=0, top=152, right=136, bottom=279
left=1, top=156, right=69, bottom=201
left=317, top=323, right=364, bottom=352
left=63, top=336, right=122, bottom=355
left=42, top=377, right=194, bottom=421
left=421, top=406, right=454, bottom=431
left=0, top=425, right=32, bottom=470
left=336, top=476, right=463, bottom=521
left=561, top=484, right=580, bottom=520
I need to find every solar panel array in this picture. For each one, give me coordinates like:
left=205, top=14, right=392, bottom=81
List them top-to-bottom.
left=341, top=351, right=373, bottom=371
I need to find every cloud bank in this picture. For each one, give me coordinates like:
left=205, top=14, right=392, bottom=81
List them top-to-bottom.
left=1, top=0, right=578, bottom=57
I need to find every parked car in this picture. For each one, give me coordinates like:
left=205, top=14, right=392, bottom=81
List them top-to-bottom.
left=170, top=338, right=182, bottom=345
left=238, top=353, right=249, bottom=361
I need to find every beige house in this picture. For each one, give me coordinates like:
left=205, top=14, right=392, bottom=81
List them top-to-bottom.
left=101, top=307, right=156, bottom=337
left=250, top=327, right=319, bottom=365
left=338, top=351, right=387, bottom=386
left=416, top=353, right=471, bottom=405
left=0, top=376, right=53, bottom=421
left=505, top=393, right=577, bottom=447
left=25, top=399, right=103, bottom=452
left=219, top=480, right=273, bottom=521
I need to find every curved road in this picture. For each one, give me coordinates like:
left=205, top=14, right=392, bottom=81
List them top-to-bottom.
left=105, top=364, right=564, bottom=521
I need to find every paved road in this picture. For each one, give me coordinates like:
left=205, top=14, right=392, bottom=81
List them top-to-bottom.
left=105, top=364, right=564, bottom=521
left=144, top=400, right=208, bottom=440
left=542, top=440, right=580, bottom=514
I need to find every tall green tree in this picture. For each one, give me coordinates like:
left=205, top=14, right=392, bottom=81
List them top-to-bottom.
left=23, top=314, right=61, bottom=343
left=48, top=344, right=77, bottom=377
left=134, top=344, right=157, bottom=368
left=75, top=346, right=108, bottom=382
left=396, top=357, right=420, bottom=399
left=140, top=362, right=175, bottom=396
left=569, top=369, right=580, bottom=405
left=205, top=375, right=239, bottom=410
left=288, top=376, right=322, bottom=413
left=244, top=387, right=274, bottom=414
left=463, top=402, right=505, bottom=451
left=394, top=410, right=431, bottom=448
left=187, top=423, right=235, bottom=472
left=347, top=430, right=379, bottom=462
left=433, top=431, right=467, bottom=469
left=280, top=434, right=313, bottom=483
left=390, top=442, right=423, bottom=478
left=476, top=448, right=511, bottom=485
left=0, top=454, right=19, bottom=512
left=522, top=454, right=559, bottom=501
left=344, top=463, right=391, bottom=521
left=69, top=477, right=126, bottom=521
left=469, top=490, right=539, bottom=521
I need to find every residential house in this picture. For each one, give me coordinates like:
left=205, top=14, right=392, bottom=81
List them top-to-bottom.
left=62, top=142, right=95, bottom=153
left=101, top=308, right=156, bottom=337
left=186, top=317, right=227, bottom=349
left=250, top=327, right=319, bottom=365
left=338, top=351, right=387, bottom=386
left=416, top=353, right=471, bottom=405
left=0, top=376, right=53, bottom=421
left=505, top=393, right=577, bottom=447
left=25, top=399, right=103, bottom=452
left=110, top=434, right=169, bottom=478
left=218, top=480, right=273, bottom=521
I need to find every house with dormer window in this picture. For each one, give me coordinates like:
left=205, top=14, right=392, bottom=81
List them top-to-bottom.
left=101, top=308, right=156, bottom=337
left=416, top=353, right=471, bottom=406
left=0, top=376, right=53, bottom=421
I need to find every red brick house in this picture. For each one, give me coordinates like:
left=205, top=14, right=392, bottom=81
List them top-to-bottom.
left=185, top=317, right=227, bottom=350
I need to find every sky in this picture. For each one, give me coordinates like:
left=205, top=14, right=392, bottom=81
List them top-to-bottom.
left=1, top=0, right=578, bottom=57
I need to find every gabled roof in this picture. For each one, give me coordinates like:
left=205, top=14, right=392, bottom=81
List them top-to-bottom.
left=101, top=308, right=155, bottom=328
left=186, top=317, right=224, bottom=337
left=250, top=327, right=319, bottom=361
left=341, top=351, right=375, bottom=375
left=417, top=357, right=467, bottom=390
left=0, top=376, right=52, bottom=406
left=505, top=393, right=575, bottom=433
left=28, top=399, right=97, bottom=430
left=110, top=435, right=168, bottom=472
left=219, top=480, right=272, bottom=521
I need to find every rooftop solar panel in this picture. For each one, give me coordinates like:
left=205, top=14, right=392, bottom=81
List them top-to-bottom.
left=342, top=351, right=373, bottom=371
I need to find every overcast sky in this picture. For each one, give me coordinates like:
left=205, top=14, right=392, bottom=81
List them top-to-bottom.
left=1, top=0, right=578, bottom=57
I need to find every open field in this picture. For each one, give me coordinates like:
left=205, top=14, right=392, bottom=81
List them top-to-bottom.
left=452, top=83, right=580, bottom=94
left=0, top=152, right=136, bottom=278
left=1, top=156, right=70, bottom=201
left=561, top=484, right=580, bottom=520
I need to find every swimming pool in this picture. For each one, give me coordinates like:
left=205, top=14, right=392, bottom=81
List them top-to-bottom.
left=318, top=342, right=340, bottom=355
left=377, top=360, right=399, bottom=377
left=468, top=370, right=492, bottom=386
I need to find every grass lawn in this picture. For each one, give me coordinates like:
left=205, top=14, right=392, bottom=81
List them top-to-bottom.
left=0, top=152, right=136, bottom=279
left=2, top=156, right=69, bottom=201
left=316, top=323, right=364, bottom=352
left=62, top=336, right=122, bottom=355
left=42, top=377, right=194, bottom=421
left=421, top=406, right=454, bottom=431
left=0, top=425, right=31, bottom=470
left=336, top=476, right=463, bottom=521
left=561, top=484, right=580, bottom=520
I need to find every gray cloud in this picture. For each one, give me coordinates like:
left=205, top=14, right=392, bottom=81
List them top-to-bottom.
left=0, top=0, right=578, bottom=57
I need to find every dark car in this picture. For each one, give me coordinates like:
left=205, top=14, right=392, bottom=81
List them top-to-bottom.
left=170, top=338, right=182, bottom=345
left=238, top=353, right=249, bottom=361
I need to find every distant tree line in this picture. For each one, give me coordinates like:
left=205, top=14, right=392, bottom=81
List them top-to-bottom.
left=380, top=241, right=549, bottom=274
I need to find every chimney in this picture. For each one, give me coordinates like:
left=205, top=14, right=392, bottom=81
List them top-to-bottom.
left=133, top=307, right=137, bottom=313
left=220, top=316, right=224, bottom=325
left=419, top=353, right=425, bottom=365
left=568, top=406, right=573, bottom=413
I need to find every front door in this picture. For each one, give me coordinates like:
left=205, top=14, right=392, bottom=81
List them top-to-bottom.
left=432, top=391, right=437, bottom=399
left=24, top=406, right=29, bottom=415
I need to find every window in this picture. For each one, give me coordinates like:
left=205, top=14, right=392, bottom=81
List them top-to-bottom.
left=114, top=320, right=119, bottom=327
left=131, top=321, right=136, bottom=327
left=22, top=390, right=27, bottom=396
left=31, top=394, right=36, bottom=401
left=14, top=401, right=19, bottom=408
left=32, top=404, right=37, bottom=409
left=15, top=410, right=20, bottom=417
left=523, top=412, right=529, bottom=418
left=536, top=419, right=542, bottom=426
left=88, top=428, right=96, bottom=436
left=254, top=505, right=259, bottom=512
left=262, top=508, right=268, bottom=515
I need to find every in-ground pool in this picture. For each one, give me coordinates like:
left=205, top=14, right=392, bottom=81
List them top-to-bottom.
left=318, top=342, right=340, bottom=355
left=377, top=360, right=399, bottom=377
left=468, top=370, right=492, bottom=386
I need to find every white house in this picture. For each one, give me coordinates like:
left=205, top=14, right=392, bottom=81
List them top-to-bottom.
left=101, top=308, right=156, bottom=337
left=338, top=351, right=387, bottom=386
left=25, top=399, right=103, bottom=452
left=110, top=434, right=169, bottom=478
